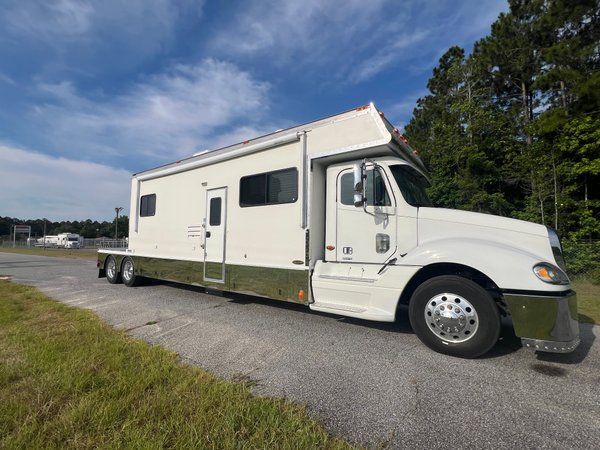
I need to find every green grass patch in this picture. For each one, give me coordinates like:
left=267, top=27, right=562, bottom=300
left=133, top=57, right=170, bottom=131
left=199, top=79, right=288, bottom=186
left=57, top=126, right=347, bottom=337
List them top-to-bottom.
left=0, top=247, right=98, bottom=261
left=573, top=279, right=600, bottom=325
left=0, top=280, right=353, bottom=449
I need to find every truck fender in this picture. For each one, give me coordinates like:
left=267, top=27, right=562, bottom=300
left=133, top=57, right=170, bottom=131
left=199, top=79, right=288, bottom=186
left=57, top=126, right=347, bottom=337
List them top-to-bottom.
left=400, top=238, right=567, bottom=293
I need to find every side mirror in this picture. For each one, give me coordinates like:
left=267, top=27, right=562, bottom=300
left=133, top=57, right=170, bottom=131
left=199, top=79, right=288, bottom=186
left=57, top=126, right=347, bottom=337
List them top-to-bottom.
left=353, top=162, right=365, bottom=207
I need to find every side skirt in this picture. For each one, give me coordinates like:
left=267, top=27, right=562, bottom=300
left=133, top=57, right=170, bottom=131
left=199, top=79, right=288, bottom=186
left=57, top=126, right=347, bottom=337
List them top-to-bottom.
left=102, top=255, right=310, bottom=305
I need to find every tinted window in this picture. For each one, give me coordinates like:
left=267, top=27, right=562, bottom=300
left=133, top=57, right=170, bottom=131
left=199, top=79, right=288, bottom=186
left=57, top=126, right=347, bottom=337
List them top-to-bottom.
left=389, top=165, right=432, bottom=207
left=240, top=168, right=298, bottom=207
left=340, top=169, right=391, bottom=206
left=268, top=170, right=297, bottom=203
left=239, top=173, right=266, bottom=206
left=340, top=173, right=355, bottom=205
left=140, top=194, right=156, bottom=217
left=209, top=197, right=221, bottom=226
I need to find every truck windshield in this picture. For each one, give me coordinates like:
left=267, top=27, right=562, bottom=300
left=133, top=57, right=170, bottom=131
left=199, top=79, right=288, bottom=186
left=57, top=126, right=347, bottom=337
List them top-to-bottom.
left=389, top=165, right=432, bottom=207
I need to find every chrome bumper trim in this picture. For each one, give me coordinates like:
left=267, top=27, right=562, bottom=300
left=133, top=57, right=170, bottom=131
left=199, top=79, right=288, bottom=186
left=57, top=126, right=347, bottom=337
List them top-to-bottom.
left=504, top=290, right=579, bottom=345
left=521, top=337, right=580, bottom=353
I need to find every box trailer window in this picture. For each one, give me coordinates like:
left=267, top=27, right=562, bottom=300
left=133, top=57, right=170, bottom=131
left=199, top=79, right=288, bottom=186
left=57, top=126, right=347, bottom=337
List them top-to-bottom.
left=240, top=168, right=298, bottom=207
left=340, top=170, right=391, bottom=206
left=140, top=194, right=156, bottom=217
left=209, top=197, right=222, bottom=226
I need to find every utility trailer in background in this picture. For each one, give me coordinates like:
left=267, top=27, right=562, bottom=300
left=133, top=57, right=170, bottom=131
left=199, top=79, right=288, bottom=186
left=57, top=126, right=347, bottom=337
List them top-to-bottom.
left=98, top=103, right=579, bottom=358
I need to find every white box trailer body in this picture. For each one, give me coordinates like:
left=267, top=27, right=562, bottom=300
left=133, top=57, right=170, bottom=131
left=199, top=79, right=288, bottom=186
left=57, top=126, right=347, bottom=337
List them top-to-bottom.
left=98, top=103, right=579, bottom=358
left=36, top=235, right=59, bottom=247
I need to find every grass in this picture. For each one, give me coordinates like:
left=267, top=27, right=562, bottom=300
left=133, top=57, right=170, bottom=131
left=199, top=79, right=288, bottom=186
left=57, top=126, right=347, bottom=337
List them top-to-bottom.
left=0, top=247, right=98, bottom=261
left=572, top=279, right=600, bottom=325
left=0, top=280, right=353, bottom=449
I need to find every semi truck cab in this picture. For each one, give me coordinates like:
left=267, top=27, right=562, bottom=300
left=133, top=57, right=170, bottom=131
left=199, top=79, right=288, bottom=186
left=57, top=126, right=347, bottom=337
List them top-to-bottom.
left=310, top=157, right=579, bottom=358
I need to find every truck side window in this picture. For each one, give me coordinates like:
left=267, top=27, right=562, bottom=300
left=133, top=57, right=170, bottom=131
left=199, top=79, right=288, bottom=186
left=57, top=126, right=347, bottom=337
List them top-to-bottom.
left=389, top=165, right=432, bottom=207
left=240, top=168, right=298, bottom=207
left=340, top=170, right=391, bottom=206
left=140, top=194, right=156, bottom=217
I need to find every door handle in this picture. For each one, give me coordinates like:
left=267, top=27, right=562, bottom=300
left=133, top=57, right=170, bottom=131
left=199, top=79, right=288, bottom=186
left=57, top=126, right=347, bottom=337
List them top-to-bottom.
left=205, top=231, right=211, bottom=238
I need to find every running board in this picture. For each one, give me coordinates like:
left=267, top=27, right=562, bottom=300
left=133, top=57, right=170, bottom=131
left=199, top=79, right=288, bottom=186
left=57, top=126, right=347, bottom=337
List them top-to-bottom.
left=310, top=301, right=367, bottom=313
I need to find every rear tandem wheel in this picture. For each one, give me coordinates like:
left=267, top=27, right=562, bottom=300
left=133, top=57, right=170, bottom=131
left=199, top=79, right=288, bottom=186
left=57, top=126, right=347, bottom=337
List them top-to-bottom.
left=105, top=255, right=121, bottom=284
left=121, top=256, right=141, bottom=287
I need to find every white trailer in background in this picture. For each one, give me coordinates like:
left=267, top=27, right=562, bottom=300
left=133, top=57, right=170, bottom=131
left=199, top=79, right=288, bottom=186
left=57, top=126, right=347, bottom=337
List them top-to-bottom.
left=97, top=103, right=579, bottom=358
left=35, top=233, right=82, bottom=248
left=57, top=233, right=82, bottom=249
left=36, top=235, right=59, bottom=247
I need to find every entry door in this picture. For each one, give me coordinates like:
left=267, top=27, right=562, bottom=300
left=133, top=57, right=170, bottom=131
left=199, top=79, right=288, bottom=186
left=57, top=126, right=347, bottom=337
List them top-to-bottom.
left=335, top=168, right=397, bottom=263
left=204, top=187, right=227, bottom=282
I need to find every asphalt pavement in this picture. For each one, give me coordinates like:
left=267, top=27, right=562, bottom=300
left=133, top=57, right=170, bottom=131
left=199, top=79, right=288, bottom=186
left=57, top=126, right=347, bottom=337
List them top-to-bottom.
left=1, top=252, right=599, bottom=449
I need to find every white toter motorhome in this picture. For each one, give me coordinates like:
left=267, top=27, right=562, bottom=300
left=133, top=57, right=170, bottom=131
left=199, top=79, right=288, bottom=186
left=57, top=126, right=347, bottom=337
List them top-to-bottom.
left=98, top=104, right=579, bottom=358
left=36, top=233, right=81, bottom=248
left=57, top=233, right=81, bottom=249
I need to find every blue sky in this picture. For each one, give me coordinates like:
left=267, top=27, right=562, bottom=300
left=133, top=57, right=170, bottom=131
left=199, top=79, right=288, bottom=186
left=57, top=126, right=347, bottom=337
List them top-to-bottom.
left=0, top=0, right=508, bottom=221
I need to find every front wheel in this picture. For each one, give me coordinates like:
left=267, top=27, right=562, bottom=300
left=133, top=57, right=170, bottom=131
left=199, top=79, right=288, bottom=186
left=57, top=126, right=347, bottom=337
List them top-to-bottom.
left=121, top=257, right=140, bottom=287
left=408, top=275, right=500, bottom=358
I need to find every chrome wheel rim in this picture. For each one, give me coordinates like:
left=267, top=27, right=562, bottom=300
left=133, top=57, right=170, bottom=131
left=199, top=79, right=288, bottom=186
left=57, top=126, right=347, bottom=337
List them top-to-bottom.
left=107, top=259, right=116, bottom=279
left=123, top=260, right=134, bottom=281
left=424, top=293, right=479, bottom=343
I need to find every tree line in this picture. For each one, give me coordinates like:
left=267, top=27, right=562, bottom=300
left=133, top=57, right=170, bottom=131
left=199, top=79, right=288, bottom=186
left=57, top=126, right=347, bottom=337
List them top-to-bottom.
left=405, top=0, right=599, bottom=240
left=0, top=216, right=129, bottom=240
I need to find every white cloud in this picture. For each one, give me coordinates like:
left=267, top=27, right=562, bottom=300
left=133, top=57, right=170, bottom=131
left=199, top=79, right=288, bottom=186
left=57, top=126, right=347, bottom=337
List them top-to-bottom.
left=1, top=0, right=204, bottom=63
left=3, top=0, right=95, bottom=38
left=208, top=0, right=507, bottom=83
left=209, top=0, right=388, bottom=69
left=350, top=31, right=430, bottom=83
left=31, top=59, right=271, bottom=166
left=0, top=72, right=16, bottom=85
left=0, top=145, right=131, bottom=221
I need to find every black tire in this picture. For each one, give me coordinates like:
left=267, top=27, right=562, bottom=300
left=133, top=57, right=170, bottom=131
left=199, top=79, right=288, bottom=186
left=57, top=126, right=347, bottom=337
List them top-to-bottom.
left=105, top=255, right=121, bottom=284
left=121, top=256, right=140, bottom=287
left=408, top=275, right=500, bottom=359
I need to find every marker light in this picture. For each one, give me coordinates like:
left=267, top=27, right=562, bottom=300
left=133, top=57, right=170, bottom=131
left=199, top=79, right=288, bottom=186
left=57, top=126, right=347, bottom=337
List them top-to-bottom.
left=533, top=263, right=569, bottom=285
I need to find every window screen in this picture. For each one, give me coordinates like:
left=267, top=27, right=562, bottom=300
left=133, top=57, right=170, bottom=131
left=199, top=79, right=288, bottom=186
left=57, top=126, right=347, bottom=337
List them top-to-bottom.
left=240, top=168, right=298, bottom=207
left=340, top=170, right=391, bottom=206
left=140, top=194, right=156, bottom=217
left=209, top=197, right=221, bottom=226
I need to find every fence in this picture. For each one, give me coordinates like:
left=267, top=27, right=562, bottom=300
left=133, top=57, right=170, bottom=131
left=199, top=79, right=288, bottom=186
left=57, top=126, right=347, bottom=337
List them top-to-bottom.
left=1, top=238, right=128, bottom=249
left=83, top=238, right=127, bottom=249
left=562, top=239, right=600, bottom=284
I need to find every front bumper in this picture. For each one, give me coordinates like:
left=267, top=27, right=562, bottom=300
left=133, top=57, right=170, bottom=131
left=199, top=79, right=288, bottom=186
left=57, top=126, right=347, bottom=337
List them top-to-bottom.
left=504, top=290, right=579, bottom=353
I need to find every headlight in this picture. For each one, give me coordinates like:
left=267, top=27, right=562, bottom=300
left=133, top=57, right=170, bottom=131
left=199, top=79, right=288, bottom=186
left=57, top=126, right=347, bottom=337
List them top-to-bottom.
left=547, top=227, right=567, bottom=272
left=533, top=263, right=569, bottom=285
